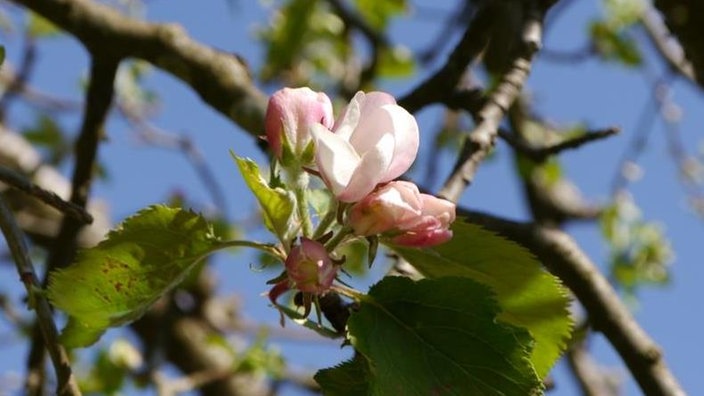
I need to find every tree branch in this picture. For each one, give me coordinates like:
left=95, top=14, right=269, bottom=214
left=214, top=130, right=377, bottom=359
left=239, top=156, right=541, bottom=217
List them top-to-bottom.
left=9, top=0, right=268, bottom=137
left=653, top=0, right=704, bottom=88
left=397, top=2, right=495, bottom=113
left=439, top=3, right=546, bottom=202
left=640, top=8, right=697, bottom=86
left=26, top=55, right=118, bottom=395
left=499, top=126, right=620, bottom=162
left=0, top=166, right=93, bottom=224
left=0, top=196, right=81, bottom=396
left=461, top=209, right=685, bottom=396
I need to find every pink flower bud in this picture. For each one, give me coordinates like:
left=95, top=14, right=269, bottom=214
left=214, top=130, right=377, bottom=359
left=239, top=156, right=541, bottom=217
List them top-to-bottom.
left=265, top=87, right=334, bottom=162
left=310, top=91, right=419, bottom=202
left=349, top=181, right=456, bottom=247
left=349, top=181, right=424, bottom=235
left=391, top=194, right=456, bottom=247
left=285, top=238, right=337, bottom=294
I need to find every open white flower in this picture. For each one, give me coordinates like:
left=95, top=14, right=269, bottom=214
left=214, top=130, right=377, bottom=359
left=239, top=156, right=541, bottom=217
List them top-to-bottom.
left=310, top=91, right=419, bottom=202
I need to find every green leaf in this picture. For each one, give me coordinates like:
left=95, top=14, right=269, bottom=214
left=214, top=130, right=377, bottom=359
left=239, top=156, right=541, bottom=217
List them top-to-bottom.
left=353, top=0, right=406, bottom=29
left=27, top=11, right=60, bottom=38
left=590, top=20, right=642, bottom=67
left=0, top=45, right=5, bottom=66
left=377, top=45, right=415, bottom=78
left=233, top=155, right=298, bottom=244
left=47, top=205, right=221, bottom=348
left=389, top=221, right=572, bottom=378
left=343, top=277, right=541, bottom=395
left=315, top=355, right=370, bottom=396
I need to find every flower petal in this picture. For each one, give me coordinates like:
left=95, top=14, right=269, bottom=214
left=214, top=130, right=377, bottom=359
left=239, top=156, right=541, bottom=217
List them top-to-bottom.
left=381, top=105, right=419, bottom=181
left=310, top=123, right=361, bottom=196
left=337, top=132, right=395, bottom=202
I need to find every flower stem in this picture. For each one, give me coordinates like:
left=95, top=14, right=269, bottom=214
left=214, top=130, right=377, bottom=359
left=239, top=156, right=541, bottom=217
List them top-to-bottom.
left=291, top=169, right=313, bottom=238
left=313, top=200, right=338, bottom=239
left=325, top=226, right=353, bottom=251
left=213, top=240, right=285, bottom=261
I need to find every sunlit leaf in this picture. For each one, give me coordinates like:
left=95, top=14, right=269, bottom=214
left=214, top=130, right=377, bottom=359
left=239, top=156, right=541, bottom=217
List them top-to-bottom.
left=27, top=11, right=60, bottom=37
left=233, top=155, right=298, bottom=244
left=47, top=205, right=221, bottom=348
left=389, top=220, right=573, bottom=378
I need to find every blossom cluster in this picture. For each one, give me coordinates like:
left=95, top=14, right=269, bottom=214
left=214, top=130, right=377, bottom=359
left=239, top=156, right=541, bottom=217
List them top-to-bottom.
left=263, top=87, right=456, bottom=307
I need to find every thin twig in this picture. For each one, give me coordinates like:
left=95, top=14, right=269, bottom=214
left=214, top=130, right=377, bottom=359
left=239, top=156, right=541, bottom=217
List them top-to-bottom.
left=439, top=2, right=547, bottom=202
left=0, top=32, right=37, bottom=122
left=0, top=64, right=83, bottom=112
left=499, top=126, right=620, bottom=162
left=0, top=166, right=93, bottom=224
left=0, top=196, right=81, bottom=396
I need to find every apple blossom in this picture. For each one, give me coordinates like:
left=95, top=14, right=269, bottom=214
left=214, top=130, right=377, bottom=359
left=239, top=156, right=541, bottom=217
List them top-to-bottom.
left=265, top=87, right=334, bottom=163
left=310, top=91, right=419, bottom=202
left=349, top=181, right=456, bottom=247
left=285, top=237, right=337, bottom=294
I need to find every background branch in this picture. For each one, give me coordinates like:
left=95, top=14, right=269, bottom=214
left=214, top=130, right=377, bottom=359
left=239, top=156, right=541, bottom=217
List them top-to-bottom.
left=9, top=0, right=268, bottom=137
left=439, top=2, right=546, bottom=202
left=26, top=55, right=118, bottom=395
left=0, top=166, right=93, bottom=224
left=0, top=196, right=81, bottom=396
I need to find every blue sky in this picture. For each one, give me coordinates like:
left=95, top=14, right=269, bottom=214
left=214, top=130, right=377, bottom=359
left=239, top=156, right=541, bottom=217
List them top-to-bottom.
left=1, top=0, right=703, bottom=394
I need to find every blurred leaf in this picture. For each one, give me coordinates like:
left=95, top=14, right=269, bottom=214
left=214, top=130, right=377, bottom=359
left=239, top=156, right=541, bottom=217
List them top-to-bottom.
left=258, top=0, right=348, bottom=85
left=353, top=0, right=406, bottom=29
left=602, top=0, right=645, bottom=29
left=27, top=11, right=60, bottom=37
left=590, top=20, right=642, bottom=67
left=0, top=45, right=5, bottom=66
left=377, top=45, right=414, bottom=78
left=23, top=115, right=70, bottom=165
left=233, top=155, right=298, bottom=244
left=600, top=194, right=672, bottom=295
left=48, top=205, right=222, bottom=348
left=389, top=220, right=573, bottom=378
left=337, top=277, right=542, bottom=395
left=237, top=331, right=286, bottom=378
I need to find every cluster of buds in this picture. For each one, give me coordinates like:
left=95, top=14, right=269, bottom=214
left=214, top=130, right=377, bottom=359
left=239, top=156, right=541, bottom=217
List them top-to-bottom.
left=263, top=87, right=456, bottom=315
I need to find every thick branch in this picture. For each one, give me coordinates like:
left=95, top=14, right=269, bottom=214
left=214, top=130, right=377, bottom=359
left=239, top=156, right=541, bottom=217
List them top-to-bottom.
left=9, top=0, right=268, bottom=137
left=653, top=0, right=704, bottom=87
left=640, top=8, right=696, bottom=85
left=26, top=55, right=118, bottom=395
left=45, top=56, right=117, bottom=271
left=0, top=197, right=81, bottom=396
left=461, top=209, right=685, bottom=396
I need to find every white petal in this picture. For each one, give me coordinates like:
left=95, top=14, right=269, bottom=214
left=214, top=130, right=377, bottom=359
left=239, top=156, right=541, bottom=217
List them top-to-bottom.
left=333, top=92, right=363, bottom=141
left=380, top=104, right=419, bottom=181
left=311, top=123, right=360, bottom=195
left=338, top=132, right=395, bottom=202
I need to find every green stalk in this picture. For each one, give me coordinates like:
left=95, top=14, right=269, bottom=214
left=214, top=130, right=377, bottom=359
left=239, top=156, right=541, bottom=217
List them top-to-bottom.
left=312, top=200, right=338, bottom=239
